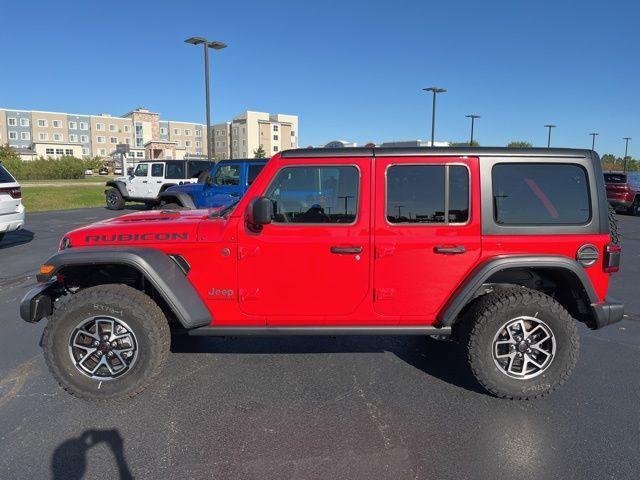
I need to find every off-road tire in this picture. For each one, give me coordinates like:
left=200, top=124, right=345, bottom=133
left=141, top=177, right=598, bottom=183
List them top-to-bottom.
left=105, top=188, right=125, bottom=210
left=42, top=284, right=170, bottom=401
left=465, top=287, right=579, bottom=400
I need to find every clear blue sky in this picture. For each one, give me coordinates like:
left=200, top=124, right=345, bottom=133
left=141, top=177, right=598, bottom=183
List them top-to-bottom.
left=0, top=0, right=637, bottom=156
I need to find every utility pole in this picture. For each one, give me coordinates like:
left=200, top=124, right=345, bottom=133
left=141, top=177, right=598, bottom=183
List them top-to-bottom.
left=423, top=87, right=446, bottom=146
left=544, top=124, right=556, bottom=147
left=589, top=132, right=599, bottom=151
left=623, top=137, right=632, bottom=172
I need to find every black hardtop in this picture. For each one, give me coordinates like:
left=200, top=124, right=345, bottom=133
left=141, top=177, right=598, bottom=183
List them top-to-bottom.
left=281, top=147, right=595, bottom=159
left=218, top=158, right=268, bottom=164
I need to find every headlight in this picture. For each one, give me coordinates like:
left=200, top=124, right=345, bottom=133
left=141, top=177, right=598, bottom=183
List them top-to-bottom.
left=59, top=236, right=72, bottom=250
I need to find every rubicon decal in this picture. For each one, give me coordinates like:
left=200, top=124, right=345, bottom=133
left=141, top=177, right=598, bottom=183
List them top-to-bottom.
left=84, top=233, right=190, bottom=243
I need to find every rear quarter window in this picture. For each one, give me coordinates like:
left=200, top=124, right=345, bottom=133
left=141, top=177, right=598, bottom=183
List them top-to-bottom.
left=492, top=163, right=591, bottom=225
left=0, top=165, right=16, bottom=183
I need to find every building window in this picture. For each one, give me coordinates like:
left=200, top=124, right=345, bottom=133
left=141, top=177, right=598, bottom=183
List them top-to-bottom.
left=8, top=118, right=17, bottom=126
left=20, top=118, right=30, bottom=127
left=38, top=119, right=47, bottom=127
left=52, top=120, right=62, bottom=128
left=68, top=121, right=77, bottom=129
left=80, top=122, right=88, bottom=130
left=96, top=123, right=104, bottom=131
left=109, top=124, right=117, bottom=132
left=124, top=125, right=130, bottom=133
left=273, top=125, right=279, bottom=131
left=160, top=127, right=167, bottom=135
left=173, top=128, right=180, bottom=135
left=185, top=129, right=191, bottom=136
left=195, top=130, right=201, bottom=137
left=9, top=131, right=17, bottom=140
left=291, top=131, right=295, bottom=137
left=21, top=132, right=30, bottom=140
left=39, top=133, right=49, bottom=141
left=53, top=133, right=63, bottom=141
left=69, top=134, right=78, bottom=142
left=80, top=135, right=89, bottom=143
left=273, top=135, right=279, bottom=141
left=97, top=136, right=105, bottom=144
left=110, top=137, right=118, bottom=144
left=125, top=138, right=131, bottom=145
left=136, top=138, right=143, bottom=147
left=176, top=140, right=181, bottom=147
left=185, top=140, right=192, bottom=147
left=233, top=140, right=237, bottom=147
left=196, top=141, right=201, bottom=147
left=273, top=146, right=278, bottom=152
left=46, top=148, right=54, bottom=155
left=56, top=148, right=64, bottom=155
left=82, top=148, right=90, bottom=156
left=99, top=148, right=106, bottom=155
left=65, top=149, right=73, bottom=155
left=136, top=151, right=144, bottom=158
left=127, top=152, right=135, bottom=158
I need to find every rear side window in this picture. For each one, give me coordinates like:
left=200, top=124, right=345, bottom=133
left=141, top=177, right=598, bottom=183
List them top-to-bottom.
left=166, top=161, right=185, bottom=179
left=187, top=161, right=213, bottom=178
left=492, top=163, right=590, bottom=225
left=151, top=164, right=164, bottom=177
left=247, top=164, right=265, bottom=185
left=386, top=164, right=469, bottom=224
left=0, top=165, right=16, bottom=183
left=265, top=166, right=359, bottom=224
left=604, top=173, right=626, bottom=184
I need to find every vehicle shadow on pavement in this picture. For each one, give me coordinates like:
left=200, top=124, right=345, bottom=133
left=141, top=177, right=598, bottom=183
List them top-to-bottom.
left=0, top=229, right=34, bottom=249
left=170, top=334, right=485, bottom=395
left=51, top=429, right=133, bottom=480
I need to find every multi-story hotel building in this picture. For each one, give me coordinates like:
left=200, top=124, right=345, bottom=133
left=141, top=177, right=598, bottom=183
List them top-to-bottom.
left=0, top=107, right=298, bottom=161
left=212, top=111, right=298, bottom=159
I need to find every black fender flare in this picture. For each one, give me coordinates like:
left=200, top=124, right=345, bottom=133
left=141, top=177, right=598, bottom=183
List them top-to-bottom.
left=105, top=180, right=128, bottom=199
left=158, top=190, right=196, bottom=209
left=31, top=247, right=211, bottom=328
left=437, top=255, right=599, bottom=327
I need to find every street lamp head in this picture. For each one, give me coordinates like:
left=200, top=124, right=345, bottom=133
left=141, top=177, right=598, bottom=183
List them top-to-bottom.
left=185, top=36, right=207, bottom=45
left=185, top=37, right=227, bottom=50
left=208, top=41, right=227, bottom=50
left=423, top=87, right=446, bottom=93
left=466, top=114, right=480, bottom=119
left=544, top=124, right=556, bottom=128
left=590, top=132, right=599, bottom=136
left=623, top=137, right=632, bottom=141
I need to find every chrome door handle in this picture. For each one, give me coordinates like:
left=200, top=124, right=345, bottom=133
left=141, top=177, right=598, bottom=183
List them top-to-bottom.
left=434, top=245, right=466, bottom=254
left=330, top=246, right=363, bottom=255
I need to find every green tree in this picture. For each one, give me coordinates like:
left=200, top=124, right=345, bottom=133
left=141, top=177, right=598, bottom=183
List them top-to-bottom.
left=448, top=140, right=480, bottom=147
left=507, top=141, right=533, bottom=148
left=0, top=143, right=21, bottom=162
left=253, top=145, right=267, bottom=158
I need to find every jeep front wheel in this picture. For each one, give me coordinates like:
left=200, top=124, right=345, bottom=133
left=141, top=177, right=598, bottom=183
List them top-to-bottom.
left=105, top=188, right=125, bottom=210
left=42, top=284, right=170, bottom=401
left=465, top=287, right=579, bottom=400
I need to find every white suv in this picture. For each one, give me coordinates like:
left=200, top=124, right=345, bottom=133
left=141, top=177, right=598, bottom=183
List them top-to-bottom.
left=0, top=163, right=25, bottom=241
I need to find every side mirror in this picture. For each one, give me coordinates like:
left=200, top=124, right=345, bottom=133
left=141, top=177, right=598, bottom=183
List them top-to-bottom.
left=127, top=167, right=134, bottom=176
left=246, top=196, right=273, bottom=232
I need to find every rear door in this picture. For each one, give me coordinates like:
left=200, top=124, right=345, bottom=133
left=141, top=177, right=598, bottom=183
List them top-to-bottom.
left=373, top=156, right=481, bottom=323
left=149, top=163, right=165, bottom=197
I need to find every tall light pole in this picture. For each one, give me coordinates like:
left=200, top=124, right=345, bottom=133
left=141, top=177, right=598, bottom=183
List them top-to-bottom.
left=185, top=37, right=227, bottom=162
left=423, top=87, right=446, bottom=146
left=466, top=114, right=480, bottom=146
left=544, top=124, right=556, bottom=147
left=589, top=132, right=599, bottom=151
left=623, top=137, right=632, bottom=172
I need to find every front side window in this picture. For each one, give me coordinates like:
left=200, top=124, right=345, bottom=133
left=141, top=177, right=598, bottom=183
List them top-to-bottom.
left=134, top=163, right=149, bottom=177
left=492, top=163, right=590, bottom=225
left=151, top=164, right=164, bottom=177
left=386, top=164, right=469, bottom=224
left=213, top=165, right=241, bottom=186
left=265, top=165, right=359, bottom=224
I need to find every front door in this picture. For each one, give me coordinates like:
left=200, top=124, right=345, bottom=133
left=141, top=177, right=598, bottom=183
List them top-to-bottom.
left=373, top=156, right=481, bottom=323
left=237, top=159, right=371, bottom=324
left=127, top=163, right=150, bottom=198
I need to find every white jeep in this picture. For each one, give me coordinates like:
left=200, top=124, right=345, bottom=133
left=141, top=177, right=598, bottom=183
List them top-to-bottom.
left=105, top=160, right=213, bottom=210
left=0, top=162, right=25, bottom=241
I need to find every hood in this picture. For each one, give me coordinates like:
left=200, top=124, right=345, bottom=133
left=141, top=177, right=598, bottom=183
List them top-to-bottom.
left=166, top=182, right=204, bottom=195
left=62, top=208, right=226, bottom=249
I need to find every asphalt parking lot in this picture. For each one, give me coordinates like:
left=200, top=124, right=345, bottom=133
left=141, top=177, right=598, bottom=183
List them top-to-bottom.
left=0, top=208, right=639, bottom=479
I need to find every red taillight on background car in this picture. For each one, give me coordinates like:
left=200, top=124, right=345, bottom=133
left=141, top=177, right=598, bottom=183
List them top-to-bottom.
left=0, top=186, right=21, bottom=199
left=604, top=244, right=621, bottom=273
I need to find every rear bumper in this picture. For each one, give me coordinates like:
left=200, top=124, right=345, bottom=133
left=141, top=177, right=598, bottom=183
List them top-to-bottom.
left=608, top=198, right=633, bottom=208
left=0, top=205, right=25, bottom=233
left=20, top=281, right=56, bottom=323
left=591, top=298, right=624, bottom=329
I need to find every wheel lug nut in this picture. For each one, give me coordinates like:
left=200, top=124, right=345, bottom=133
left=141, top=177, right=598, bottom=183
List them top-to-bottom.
left=102, top=335, right=109, bottom=341
left=93, top=341, right=99, bottom=346
left=111, top=341, right=117, bottom=347
left=527, top=348, right=532, bottom=354
left=97, top=351, right=103, bottom=356
left=107, top=351, right=114, bottom=357
left=517, top=352, right=523, bottom=357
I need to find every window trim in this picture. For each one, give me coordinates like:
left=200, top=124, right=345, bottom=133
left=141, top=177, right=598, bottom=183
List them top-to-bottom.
left=384, top=162, right=471, bottom=227
left=490, top=162, right=592, bottom=227
left=262, top=163, right=362, bottom=227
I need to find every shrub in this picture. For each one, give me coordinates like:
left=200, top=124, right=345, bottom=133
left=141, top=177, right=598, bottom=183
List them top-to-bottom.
left=0, top=144, right=104, bottom=180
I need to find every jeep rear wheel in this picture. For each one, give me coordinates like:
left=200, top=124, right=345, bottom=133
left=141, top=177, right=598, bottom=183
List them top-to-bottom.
left=105, top=188, right=125, bottom=210
left=628, top=197, right=640, bottom=216
left=42, top=284, right=170, bottom=401
left=465, top=287, right=579, bottom=400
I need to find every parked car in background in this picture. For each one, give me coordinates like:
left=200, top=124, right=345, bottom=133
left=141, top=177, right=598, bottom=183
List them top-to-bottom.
left=158, top=158, right=267, bottom=209
left=105, top=159, right=214, bottom=210
left=0, top=162, right=25, bottom=242
left=98, top=166, right=109, bottom=175
left=113, top=167, right=123, bottom=176
left=84, top=169, right=94, bottom=176
left=604, top=171, right=640, bottom=215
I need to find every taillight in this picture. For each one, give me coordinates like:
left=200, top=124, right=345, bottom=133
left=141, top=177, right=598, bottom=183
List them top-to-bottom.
left=0, top=186, right=21, bottom=199
left=604, top=244, right=621, bottom=273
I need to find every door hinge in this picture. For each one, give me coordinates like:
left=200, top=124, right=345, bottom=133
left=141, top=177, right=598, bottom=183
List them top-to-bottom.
left=238, top=246, right=261, bottom=260
left=239, top=288, right=261, bottom=302
left=375, top=288, right=395, bottom=301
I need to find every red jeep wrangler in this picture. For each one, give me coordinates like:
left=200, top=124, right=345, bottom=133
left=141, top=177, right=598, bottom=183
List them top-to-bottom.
left=21, top=147, right=623, bottom=401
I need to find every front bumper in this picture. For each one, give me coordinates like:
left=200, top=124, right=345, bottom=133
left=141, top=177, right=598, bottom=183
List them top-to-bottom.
left=0, top=206, right=25, bottom=233
left=19, top=281, right=57, bottom=323
left=591, top=298, right=624, bottom=329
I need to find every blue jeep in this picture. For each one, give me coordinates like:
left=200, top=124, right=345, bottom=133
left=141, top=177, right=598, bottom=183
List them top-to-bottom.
left=158, top=158, right=267, bottom=209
